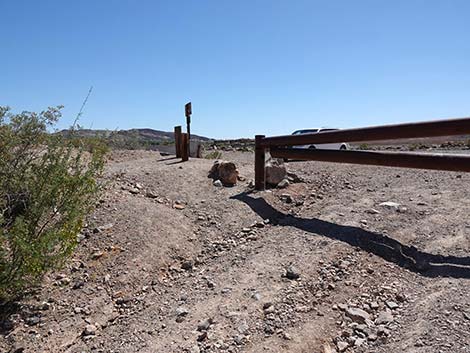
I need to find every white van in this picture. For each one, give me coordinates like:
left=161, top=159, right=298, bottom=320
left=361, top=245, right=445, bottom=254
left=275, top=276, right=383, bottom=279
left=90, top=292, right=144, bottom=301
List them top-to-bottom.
left=291, top=128, right=349, bottom=150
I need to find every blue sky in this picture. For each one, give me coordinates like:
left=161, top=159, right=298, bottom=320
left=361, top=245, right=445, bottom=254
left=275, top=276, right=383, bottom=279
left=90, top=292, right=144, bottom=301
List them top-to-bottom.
left=2, top=0, right=470, bottom=139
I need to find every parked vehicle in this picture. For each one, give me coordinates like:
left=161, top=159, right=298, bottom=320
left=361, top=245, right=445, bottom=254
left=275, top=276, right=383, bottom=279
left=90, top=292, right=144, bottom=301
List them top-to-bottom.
left=290, top=128, right=349, bottom=150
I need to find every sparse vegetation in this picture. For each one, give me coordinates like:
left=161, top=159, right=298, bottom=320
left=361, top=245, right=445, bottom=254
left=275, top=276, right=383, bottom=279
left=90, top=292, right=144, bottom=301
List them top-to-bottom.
left=0, top=106, right=106, bottom=301
left=60, top=128, right=202, bottom=151
left=204, top=139, right=255, bottom=152
left=358, top=143, right=370, bottom=150
left=409, top=143, right=428, bottom=151
left=204, top=150, right=223, bottom=159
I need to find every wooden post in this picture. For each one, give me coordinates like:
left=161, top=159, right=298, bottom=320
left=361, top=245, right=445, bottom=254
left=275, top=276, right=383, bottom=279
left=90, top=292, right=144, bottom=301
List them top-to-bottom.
left=174, top=126, right=182, bottom=158
left=181, top=133, right=189, bottom=161
left=255, top=135, right=266, bottom=190
left=196, top=143, right=202, bottom=158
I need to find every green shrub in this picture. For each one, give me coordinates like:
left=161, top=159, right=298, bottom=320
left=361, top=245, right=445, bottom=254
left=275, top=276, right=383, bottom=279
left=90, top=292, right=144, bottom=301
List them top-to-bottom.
left=0, top=106, right=106, bottom=301
left=162, top=140, right=174, bottom=146
left=358, top=143, right=369, bottom=150
left=409, top=143, right=426, bottom=151
left=204, top=150, right=222, bottom=159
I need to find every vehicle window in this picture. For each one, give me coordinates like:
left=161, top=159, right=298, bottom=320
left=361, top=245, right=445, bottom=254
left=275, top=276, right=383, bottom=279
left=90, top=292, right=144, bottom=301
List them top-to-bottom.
left=318, top=128, right=338, bottom=132
left=292, top=129, right=319, bottom=135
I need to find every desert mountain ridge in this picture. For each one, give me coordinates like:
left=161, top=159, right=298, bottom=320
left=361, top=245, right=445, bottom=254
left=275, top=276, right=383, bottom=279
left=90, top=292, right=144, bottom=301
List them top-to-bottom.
left=56, top=128, right=212, bottom=142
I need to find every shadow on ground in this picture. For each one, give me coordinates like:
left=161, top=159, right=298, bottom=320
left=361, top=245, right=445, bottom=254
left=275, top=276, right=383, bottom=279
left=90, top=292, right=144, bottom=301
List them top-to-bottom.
left=156, top=156, right=187, bottom=165
left=231, top=192, right=470, bottom=279
left=0, top=301, right=36, bottom=337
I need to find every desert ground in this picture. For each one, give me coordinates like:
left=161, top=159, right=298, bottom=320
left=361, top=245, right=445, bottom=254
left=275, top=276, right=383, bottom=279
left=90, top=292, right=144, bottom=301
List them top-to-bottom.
left=1, top=149, right=469, bottom=353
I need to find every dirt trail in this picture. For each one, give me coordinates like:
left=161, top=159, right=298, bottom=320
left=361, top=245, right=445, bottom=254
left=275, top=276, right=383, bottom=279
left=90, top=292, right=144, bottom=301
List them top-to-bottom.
left=1, top=150, right=469, bottom=353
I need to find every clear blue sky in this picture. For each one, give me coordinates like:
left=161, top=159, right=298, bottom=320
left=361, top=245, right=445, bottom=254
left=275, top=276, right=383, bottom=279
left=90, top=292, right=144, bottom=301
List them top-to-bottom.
left=2, top=1, right=470, bottom=139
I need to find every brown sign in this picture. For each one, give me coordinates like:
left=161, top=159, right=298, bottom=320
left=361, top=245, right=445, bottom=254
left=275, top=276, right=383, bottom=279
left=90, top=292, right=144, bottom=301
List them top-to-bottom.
left=185, top=102, right=192, bottom=118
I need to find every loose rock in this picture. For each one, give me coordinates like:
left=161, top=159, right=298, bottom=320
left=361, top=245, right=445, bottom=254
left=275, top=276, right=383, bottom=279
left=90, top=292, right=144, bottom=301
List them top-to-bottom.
left=266, top=159, right=287, bottom=186
left=209, top=161, right=239, bottom=186
left=277, top=179, right=289, bottom=189
left=379, top=201, right=401, bottom=209
left=284, top=265, right=300, bottom=280
left=345, top=307, right=371, bottom=324
left=375, top=310, right=394, bottom=325
left=197, top=318, right=213, bottom=331
left=82, top=324, right=97, bottom=336
left=336, top=340, right=349, bottom=352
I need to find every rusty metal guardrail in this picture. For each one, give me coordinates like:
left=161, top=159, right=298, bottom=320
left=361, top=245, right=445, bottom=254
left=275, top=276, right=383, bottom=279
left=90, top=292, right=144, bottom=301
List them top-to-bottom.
left=255, top=117, right=470, bottom=190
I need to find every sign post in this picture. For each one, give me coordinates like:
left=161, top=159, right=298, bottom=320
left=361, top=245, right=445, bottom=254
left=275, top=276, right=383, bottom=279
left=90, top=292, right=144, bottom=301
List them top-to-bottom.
left=185, top=102, right=192, bottom=141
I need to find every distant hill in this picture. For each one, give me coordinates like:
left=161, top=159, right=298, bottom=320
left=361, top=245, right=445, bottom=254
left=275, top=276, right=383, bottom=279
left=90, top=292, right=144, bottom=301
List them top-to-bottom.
left=57, top=128, right=212, bottom=150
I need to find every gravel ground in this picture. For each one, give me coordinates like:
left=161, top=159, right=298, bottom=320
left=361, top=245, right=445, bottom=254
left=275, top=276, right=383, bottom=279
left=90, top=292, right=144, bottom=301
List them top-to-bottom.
left=1, top=149, right=469, bottom=353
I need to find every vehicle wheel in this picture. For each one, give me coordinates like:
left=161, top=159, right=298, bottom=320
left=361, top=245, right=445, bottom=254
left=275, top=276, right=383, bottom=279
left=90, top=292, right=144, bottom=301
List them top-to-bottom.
left=308, top=145, right=316, bottom=149
left=340, top=145, right=347, bottom=150
left=283, top=158, right=288, bottom=162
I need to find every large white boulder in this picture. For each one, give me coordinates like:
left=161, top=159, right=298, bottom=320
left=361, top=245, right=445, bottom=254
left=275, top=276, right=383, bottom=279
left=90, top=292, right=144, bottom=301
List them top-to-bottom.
left=266, top=159, right=287, bottom=186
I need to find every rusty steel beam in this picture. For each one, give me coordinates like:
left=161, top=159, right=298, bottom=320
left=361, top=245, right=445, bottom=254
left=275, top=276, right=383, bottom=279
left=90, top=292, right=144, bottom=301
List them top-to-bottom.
left=260, top=117, right=470, bottom=147
left=270, top=148, right=470, bottom=173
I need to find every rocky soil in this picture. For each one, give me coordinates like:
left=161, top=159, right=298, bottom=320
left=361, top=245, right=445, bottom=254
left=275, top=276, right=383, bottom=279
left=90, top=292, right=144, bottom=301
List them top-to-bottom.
left=1, top=149, right=469, bottom=353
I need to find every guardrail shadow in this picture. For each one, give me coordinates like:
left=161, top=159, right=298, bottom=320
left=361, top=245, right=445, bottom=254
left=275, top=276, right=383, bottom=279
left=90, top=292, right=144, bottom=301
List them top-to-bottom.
left=231, top=192, right=470, bottom=279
